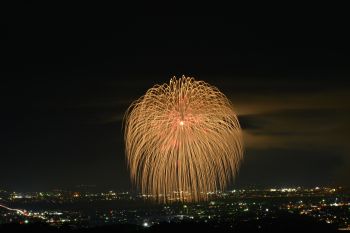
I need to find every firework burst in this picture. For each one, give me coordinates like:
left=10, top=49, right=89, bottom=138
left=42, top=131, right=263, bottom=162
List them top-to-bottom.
left=124, top=76, right=243, bottom=202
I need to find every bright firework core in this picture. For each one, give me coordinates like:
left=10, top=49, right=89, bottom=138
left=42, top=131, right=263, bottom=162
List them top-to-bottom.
left=124, top=76, right=244, bottom=202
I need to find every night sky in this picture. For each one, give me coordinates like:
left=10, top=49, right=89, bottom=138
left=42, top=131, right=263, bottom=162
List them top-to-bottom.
left=1, top=8, right=349, bottom=191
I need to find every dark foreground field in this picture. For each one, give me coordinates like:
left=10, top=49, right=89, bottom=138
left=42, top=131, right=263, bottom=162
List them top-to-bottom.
left=0, top=214, right=339, bottom=233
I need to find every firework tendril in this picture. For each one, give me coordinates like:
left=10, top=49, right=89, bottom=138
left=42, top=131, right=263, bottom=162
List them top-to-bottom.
left=124, top=76, right=243, bottom=202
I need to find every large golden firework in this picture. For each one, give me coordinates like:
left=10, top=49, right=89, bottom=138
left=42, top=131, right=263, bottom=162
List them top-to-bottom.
left=124, top=76, right=243, bottom=202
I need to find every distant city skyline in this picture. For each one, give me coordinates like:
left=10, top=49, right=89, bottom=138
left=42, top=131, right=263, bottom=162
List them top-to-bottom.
left=1, top=186, right=349, bottom=230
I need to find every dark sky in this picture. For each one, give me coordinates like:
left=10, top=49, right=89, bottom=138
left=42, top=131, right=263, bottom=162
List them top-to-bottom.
left=1, top=7, right=350, bottom=191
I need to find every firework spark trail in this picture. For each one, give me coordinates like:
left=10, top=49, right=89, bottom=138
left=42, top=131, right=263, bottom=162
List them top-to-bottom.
left=124, top=76, right=244, bottom=202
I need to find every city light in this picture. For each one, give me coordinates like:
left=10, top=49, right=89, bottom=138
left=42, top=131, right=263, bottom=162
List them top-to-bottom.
left=0, top=186, right=348, bottom=230
left=143, top=222, right=149, bottom=227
